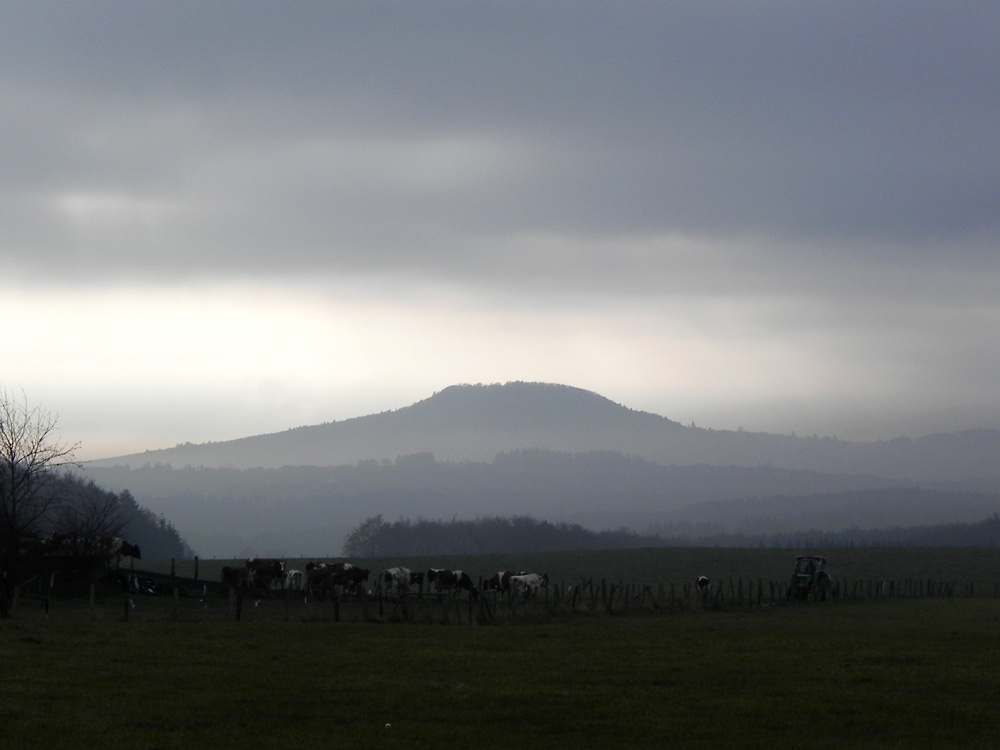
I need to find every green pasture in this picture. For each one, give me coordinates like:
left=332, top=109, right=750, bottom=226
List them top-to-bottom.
left=4, top=596, right=1000, bottom=749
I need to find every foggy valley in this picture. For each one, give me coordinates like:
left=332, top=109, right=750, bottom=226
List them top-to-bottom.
left=81, top=383, right=1000, bottom=558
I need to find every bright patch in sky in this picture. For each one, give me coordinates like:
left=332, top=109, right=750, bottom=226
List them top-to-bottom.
left=2, top=3, right=999, bottom=460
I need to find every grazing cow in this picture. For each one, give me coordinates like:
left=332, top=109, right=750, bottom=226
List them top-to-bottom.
left=29, top=533, right=138, bottom=562
left=27, top=534, right=140, bottom=569
left=110, top=538, right=142, bottom=567
left=111, top=538, right=142, bottom=559
left=245, top=557, right=286, bottom=589
left=305, top=562, right=333, bottom=596
left=306, top=562, right=371, bottom=597
left=334, top=564, right=371, bottom=594
left=380, top=566, right=423, bottom=598
left=408, top=568, right=425, bottom=589
left=428, top=568, right=479, bottom=601
left=285, top=569, right=305, bottom=591
left=484, top=570, right=526, bottom=597
left=509, top=573, right=549, bottom=600
left=696, top=576, right=711, bottom=592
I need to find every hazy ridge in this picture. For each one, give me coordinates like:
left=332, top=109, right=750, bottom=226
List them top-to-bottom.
left=80, top=382, right=1000, bottom=557
left=88, top=382, right=1000, bottom=483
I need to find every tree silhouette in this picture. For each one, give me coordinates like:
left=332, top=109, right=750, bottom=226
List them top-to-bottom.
left=0, top=388, right=79, bottom=616
left=341, top=514, right=386, bottom=556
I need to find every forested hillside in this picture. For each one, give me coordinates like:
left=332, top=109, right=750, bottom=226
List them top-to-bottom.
left=81, top=450, right=999, bottom=558
left=49, top=473, right=193, bottom=561
left=340, top=512, right=1000, bottom=556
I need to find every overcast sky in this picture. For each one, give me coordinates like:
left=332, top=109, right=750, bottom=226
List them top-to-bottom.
left=3, top=2, right=999, bottom=461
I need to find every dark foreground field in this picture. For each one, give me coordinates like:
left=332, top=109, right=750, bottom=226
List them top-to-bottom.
left=4, top=595, right=1000, bottom=749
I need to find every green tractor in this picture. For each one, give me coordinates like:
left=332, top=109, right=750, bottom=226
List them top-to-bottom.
left=788, top=556, right=836, bottom=602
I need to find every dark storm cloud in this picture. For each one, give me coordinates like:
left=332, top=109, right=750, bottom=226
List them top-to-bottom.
left=2, top=1, right=999, bottom=287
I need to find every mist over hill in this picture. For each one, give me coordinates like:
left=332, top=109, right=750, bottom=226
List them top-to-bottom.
left=76, top=382, right=1000, bottom=558
left=88, top=382, right=1000, bottom=484
left=81, top=450, right=1000, bottom=559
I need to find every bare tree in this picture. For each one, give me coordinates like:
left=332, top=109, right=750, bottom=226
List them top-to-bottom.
left=0, top=388, right=79, bottom=615
left=52, top=480, right=127, bottom=557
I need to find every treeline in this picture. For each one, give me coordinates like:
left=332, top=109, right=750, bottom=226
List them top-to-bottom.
left=82, top=449, right=901, bottom=524
left=81, top=450, right=904, bottom=557
left=82, top=451, right=1000, bottom=559
left=46, top=473, right=193, bottom=560
left=341, top=511, right=1000, bottom=557
left=678, top=513, right=1000, bottom=549
left=341, top=515, right=666, bottom=557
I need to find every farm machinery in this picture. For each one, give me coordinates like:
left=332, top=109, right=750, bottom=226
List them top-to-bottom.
left=788, top=556, right=836, bottom=601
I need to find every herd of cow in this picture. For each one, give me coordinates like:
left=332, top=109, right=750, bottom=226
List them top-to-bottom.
left=22, top=532, right=142, bottom=565
left=222, top=558, right=551, bottom=602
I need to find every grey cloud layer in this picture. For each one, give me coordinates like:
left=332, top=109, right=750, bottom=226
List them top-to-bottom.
left=3, top=1, right=999, bottom=287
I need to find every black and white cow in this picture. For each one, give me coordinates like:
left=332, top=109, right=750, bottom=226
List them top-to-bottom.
left=27, top=534, right=141, bottom=568
left=110, top=538, right=142, bottom=567
left=111, top=538, right=142, bottom=559
left=245, top=557, right=286, bottom=589
left=304, top=562, right=333, bottom=596
left=306, top=562, right=371, bottom=596
left=333, top=564, right=371, bottom=594
left=380, top=566, right=423, bottom=598
left=427, top=568, right=479, bottom=601
left=285, top=569, right=305, bottom=591
left=484, top=570, right=526, bottom=597
left=509, top=573, right=549, bottom=600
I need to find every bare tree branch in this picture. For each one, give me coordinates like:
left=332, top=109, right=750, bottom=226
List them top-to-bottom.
left=0, top=387, right=81, bottom=615
left=53, top=480, right=126, bottom=555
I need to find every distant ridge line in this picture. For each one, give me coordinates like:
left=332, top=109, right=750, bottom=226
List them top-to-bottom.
left=85, top=381, right=1000, bottom=483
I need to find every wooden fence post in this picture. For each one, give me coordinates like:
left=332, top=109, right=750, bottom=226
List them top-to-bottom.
left=480, top=592, right=492, bottom=623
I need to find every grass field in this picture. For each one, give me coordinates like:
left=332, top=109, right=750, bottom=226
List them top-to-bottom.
left=7, top=547, right=1000, bottom=748
left=4, top=595, right=1000, bottom=749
